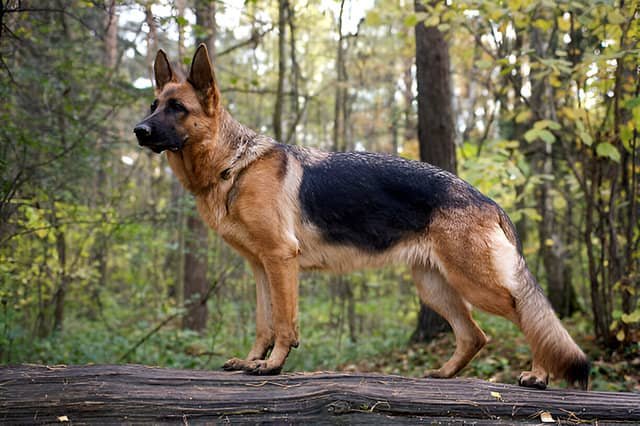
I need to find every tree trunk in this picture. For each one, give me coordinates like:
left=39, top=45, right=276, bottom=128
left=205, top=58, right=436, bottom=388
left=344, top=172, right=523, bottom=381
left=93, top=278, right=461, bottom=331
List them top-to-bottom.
left=88, top=0, right=118, bottom=321
left=176, top=0, right=186, bottom=60
left=195, top=0, right=216, bottom=54
left=273, top=0, right=287, bottom=142
left=333, top=0, right=347, bottom=152
left=411, top=0, right=455, bottom=342
left=182, top=1, right=217, bottom=332
left=145, top=5, right=158, bottom=83
left=529, top=26, right=577, bottom=318
left=183, top=214, right=209, bottom=331
left=53, top=229, right=68, bottom=333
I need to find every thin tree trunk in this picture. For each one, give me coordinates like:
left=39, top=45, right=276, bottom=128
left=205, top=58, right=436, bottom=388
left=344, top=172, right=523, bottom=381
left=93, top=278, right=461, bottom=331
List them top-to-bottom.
left=88, top=0, right=118, bottom=320
left=176, top=0, right=186, bottom=60
left=182, top=0, right=216, bottom=332
left=195, top=0, right=216, bottom=55
left=273, top=0, right=287, bottom=142
left=333, top=0, right=347, bottom=152
left=411, top=0, right=455, bottom=342
left=285, top=1, right=303, bottom=145
left=145, top=5, right=157, bottom=83
left=529, top=25, right=577, bottom=318
left=183, top=214, right=209, bottom=331
left=53, top=229, right=68, bottom=333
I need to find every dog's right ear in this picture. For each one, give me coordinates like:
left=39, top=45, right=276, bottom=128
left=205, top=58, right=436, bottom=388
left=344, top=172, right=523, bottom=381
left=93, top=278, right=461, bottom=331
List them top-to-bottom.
left=154, top=49, right=176, bottom=93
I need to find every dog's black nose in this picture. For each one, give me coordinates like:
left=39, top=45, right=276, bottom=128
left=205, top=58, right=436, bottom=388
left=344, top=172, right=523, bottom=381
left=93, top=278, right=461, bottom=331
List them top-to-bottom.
left=134, top=123, right=152, bottom=141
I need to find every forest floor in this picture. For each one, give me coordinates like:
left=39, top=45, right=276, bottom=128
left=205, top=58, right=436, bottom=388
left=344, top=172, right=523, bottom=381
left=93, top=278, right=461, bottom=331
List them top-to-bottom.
left=337, top=316, right=640, bottom=392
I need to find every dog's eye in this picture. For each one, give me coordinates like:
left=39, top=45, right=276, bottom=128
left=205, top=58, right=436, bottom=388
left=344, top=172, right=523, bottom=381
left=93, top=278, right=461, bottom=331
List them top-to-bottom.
left=150, top=99, right=158, bottom=113
left=168, top=99, right=188, bottom=114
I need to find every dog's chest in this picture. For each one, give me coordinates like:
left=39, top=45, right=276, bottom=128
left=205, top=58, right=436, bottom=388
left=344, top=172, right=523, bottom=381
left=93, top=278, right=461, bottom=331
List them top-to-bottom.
left=195, top=188, right=230, bottom=231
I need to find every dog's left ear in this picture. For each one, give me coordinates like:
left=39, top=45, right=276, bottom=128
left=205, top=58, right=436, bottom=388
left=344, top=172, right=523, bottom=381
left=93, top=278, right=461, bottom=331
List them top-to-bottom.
left=188, top=43, right=220, bottom=115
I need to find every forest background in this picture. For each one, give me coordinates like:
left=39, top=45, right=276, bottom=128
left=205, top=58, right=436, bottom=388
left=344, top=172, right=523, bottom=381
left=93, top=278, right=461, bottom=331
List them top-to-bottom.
left=0, top=0, right=638, bottom=391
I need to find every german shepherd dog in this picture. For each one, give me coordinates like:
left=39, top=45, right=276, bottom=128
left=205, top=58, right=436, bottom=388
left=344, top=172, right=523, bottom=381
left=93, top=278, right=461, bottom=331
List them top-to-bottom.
left=134, top=44, right=589, bottom=389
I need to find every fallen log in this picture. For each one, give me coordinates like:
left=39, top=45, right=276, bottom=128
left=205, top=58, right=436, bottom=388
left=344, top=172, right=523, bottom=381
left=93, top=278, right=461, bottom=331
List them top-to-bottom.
left=1, top=364, right=638, bottom=424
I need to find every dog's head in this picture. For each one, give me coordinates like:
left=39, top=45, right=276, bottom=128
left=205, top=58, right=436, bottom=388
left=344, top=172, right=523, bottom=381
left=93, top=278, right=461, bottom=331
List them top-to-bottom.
left=134, top=44, right=220, bottom=153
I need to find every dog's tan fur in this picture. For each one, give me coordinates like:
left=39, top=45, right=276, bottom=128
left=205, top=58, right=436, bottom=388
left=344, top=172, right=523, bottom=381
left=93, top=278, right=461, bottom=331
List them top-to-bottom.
left=141, top=44, right=588, bottom=388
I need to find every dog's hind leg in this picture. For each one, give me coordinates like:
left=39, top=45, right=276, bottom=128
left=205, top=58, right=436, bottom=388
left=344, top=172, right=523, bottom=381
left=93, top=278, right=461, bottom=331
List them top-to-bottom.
left=432, top=218, right=589, bottom=389
left=223, top=262, right=274, bottom=371
left=412, top=267, right=487, bottom=378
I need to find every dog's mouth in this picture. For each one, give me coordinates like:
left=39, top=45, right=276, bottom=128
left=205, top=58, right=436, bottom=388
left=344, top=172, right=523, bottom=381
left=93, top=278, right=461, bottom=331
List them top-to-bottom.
left=134, top=122, right=187, bottom=154
left=140, top=140, right=182, bottom=154
left=149, top=143, right=182, bottom=154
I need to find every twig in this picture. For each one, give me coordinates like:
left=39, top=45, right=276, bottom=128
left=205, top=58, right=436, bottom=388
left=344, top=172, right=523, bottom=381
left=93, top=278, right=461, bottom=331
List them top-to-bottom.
left=118, top=263, right=240, bottom=362
left=118, top=313, right=179, bottom=362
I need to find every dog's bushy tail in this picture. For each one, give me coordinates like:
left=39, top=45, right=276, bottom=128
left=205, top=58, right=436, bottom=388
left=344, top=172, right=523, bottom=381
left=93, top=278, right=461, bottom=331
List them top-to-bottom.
left=497, top=210, right=589, bottom=389
left=514, top=259, right=590, bottom=389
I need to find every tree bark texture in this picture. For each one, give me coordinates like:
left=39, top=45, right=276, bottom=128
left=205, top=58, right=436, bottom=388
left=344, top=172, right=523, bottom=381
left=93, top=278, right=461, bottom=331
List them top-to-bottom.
left=183, top=214, right=209, bottom=331
left=2, top=365, right=639, bottom=424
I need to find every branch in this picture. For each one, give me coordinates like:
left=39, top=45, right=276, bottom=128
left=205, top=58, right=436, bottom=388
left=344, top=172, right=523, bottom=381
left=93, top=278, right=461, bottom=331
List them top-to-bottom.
left=217, top=25, right=274, bottom=57
left=118, top=263, right=240, bottom=362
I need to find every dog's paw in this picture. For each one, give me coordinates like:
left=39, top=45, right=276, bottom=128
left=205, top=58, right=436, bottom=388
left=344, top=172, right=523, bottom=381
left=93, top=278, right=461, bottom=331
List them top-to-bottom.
left=222, top=357, right=248, bottom=371
left=243, top=360, right=283, bottom=376
left=423, top=369, right=448, bottom=379
left=518, top=371, right=548, bottom=390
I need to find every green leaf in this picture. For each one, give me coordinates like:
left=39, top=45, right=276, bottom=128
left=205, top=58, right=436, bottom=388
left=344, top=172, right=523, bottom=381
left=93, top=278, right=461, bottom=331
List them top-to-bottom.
left=366, top=10, right=382, bottom=26
left=607, top=10, right=626, bottom=25
left=405, top=12, right=428, bottom=27
left=404, top=14, right=419, bottom=27
left=424, top=15, right=439, bottom=27
left=176, top=16, right=189, bottom=27
left=476, top=59, right=494, bottom=69
left=624, top=96, right=640, bottom=109
left=515, top=110, right=532, bottom=123
left=533, top=119, right=561, bottom=131
left=524, top=128, right=540, bottom=143
left=538, top=129, right=556, bottom=144
left=578, top=131, right=593, bottom=146
left=596, top=142, right=621, bottom=162
left=621, top=310, right=640, bottom=324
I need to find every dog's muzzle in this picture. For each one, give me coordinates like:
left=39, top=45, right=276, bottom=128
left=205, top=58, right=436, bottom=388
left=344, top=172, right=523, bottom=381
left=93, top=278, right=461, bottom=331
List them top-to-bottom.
left=134, top=123, right=167, bottom=153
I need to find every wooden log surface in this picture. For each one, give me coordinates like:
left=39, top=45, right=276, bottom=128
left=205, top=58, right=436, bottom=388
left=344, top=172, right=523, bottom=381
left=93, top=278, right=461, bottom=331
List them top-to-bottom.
left=1, top=364, right=639, bottom=424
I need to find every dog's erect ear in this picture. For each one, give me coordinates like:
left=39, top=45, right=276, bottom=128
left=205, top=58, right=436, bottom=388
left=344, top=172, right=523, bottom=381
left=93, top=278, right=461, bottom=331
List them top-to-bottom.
left=188, top=43, right=219, bottom=115
left=154, top=49, right=176, bottom=93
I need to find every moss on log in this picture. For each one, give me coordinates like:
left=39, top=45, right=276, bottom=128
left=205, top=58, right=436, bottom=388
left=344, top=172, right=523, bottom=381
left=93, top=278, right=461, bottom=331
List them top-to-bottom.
left=1, top=364, right=638, bottom=424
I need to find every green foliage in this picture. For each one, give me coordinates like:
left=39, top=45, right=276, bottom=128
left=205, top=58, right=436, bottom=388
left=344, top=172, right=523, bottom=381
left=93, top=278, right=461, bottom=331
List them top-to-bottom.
left=0, top=0, right=637, bottom=392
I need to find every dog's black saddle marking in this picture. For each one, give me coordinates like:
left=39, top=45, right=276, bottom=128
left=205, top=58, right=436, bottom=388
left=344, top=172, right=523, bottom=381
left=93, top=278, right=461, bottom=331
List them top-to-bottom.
left=299, top=151, right=491, bottom=252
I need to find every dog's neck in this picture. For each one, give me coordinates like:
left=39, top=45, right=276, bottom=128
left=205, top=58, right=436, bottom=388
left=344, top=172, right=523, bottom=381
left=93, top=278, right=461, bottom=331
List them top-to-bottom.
left=166, top=108, right=274, bottom=195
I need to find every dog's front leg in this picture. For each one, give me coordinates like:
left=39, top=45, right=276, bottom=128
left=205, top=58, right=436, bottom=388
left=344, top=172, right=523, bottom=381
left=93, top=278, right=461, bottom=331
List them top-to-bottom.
left=244, top=257, right=299, bottom=375
left=223, top=263, right=275, bottom=371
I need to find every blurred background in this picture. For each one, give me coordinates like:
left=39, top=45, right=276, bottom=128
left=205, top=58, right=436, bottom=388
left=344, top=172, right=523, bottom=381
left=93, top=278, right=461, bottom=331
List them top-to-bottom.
left=0, top=0, right=638, bottom=391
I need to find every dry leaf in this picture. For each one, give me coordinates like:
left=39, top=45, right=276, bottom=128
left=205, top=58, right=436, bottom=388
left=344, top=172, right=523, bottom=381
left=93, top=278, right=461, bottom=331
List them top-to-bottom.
left=540, top=411, right=555, bottom=423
